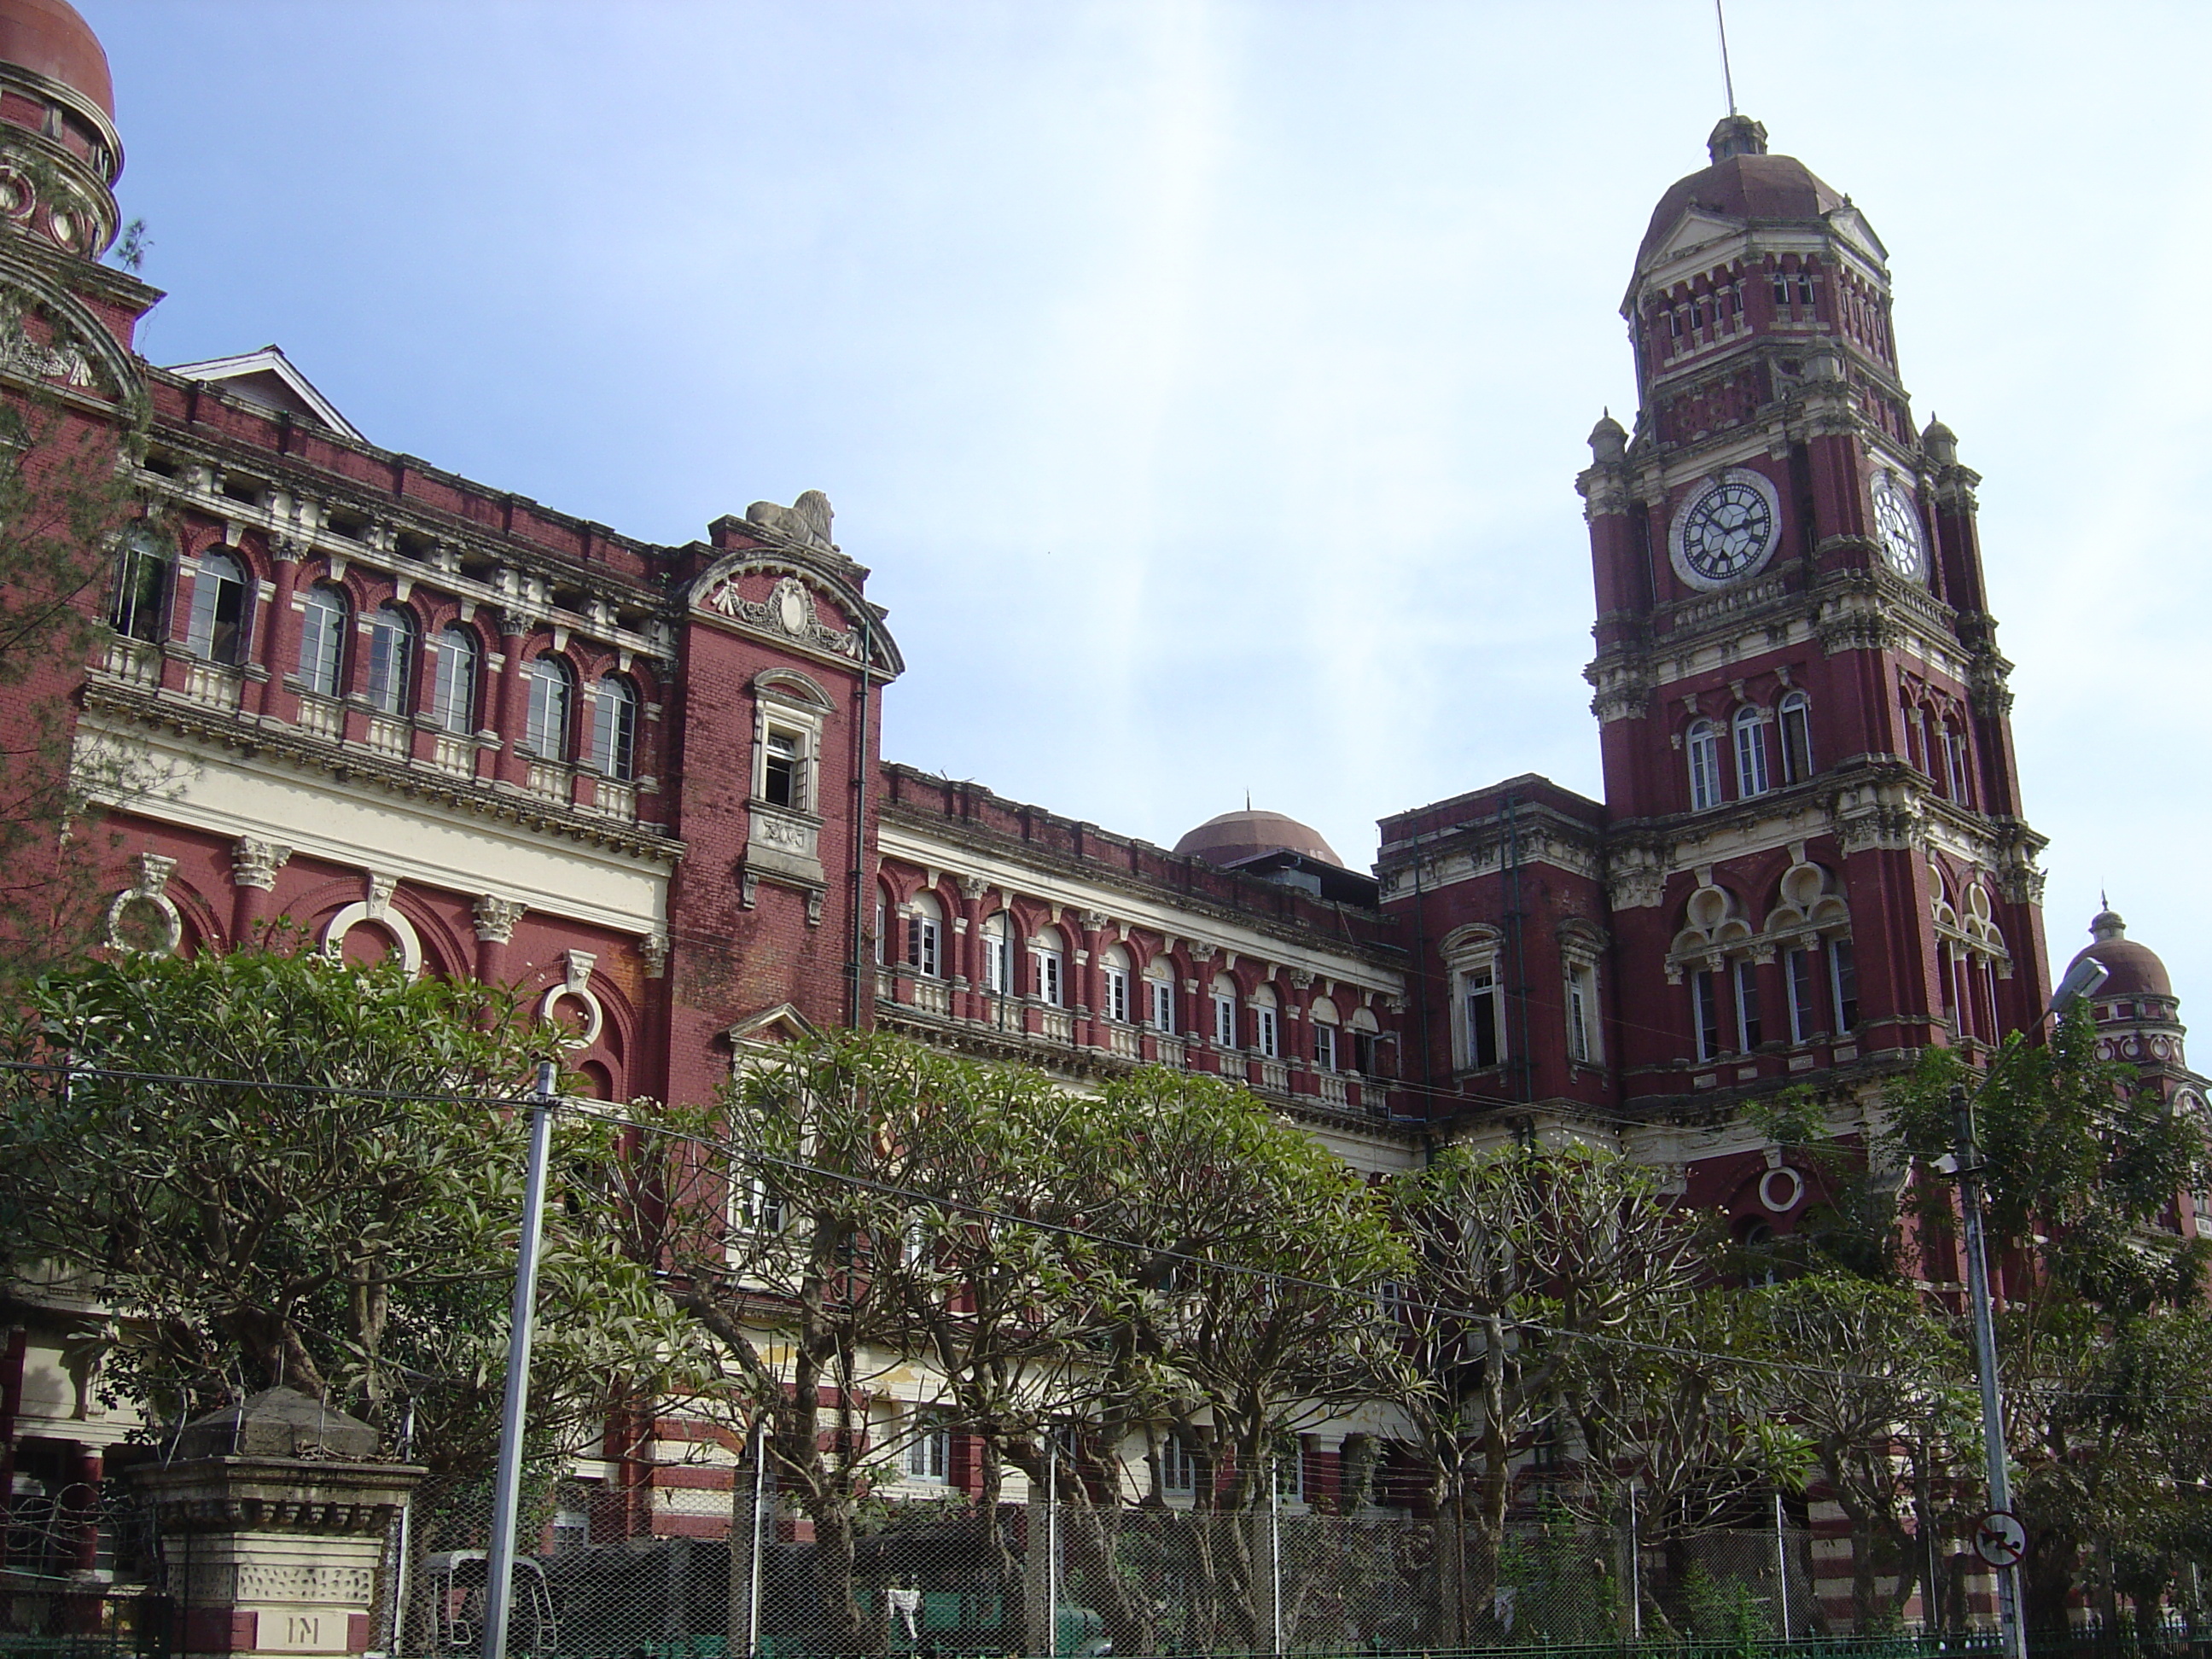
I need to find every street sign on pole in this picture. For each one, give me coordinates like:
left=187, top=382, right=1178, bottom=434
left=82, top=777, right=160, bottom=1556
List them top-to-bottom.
left=1975, top=1511, right=2028, bottom=1570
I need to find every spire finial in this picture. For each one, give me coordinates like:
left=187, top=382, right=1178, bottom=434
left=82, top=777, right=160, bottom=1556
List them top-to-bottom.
left=1714, top=0, right=1738, bottom=119
left=1245, top=789, right=1252, bottom=812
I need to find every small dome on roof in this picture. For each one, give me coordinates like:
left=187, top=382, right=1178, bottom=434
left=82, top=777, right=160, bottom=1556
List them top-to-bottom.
left=0, top=0, right=112, bottom=119
left=1636, top=117, right=1848, bottom=271
left=1174, top=808, right=1342, bottom=870
left=2068, top=908, right=2173, bottom=999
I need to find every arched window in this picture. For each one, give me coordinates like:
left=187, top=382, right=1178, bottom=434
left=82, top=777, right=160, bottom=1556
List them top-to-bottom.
left=110, top=527, right=172, bottom=643
left=187, top=550, right=250, bottom=665
left=297, top=583, right=347, bottom=693
left=364, top=604, right=415, bottom=713
left=429, top=626, right=479, bottom=735
left=525, top=654, right=574, bottom=760
left=591, top=675, right=638, bottom=778
left=1778, top=690, right=1813, bottom=783
left=1734, top=706, right=1772, bottom=799
left=1686, top=719, right=1721, bottom=810
left=1941, top=722, right=1972, bottom=805
left=905, top=892, right=943, bottom=978
left=981, top=911, right=1014, bottom=994
left=1031, top=925, right=1066, bottom=1007
left=1100, top=944, right=1132, bottom=1023
left=1144, top=957, right=1177, bottom=1033
left=1211, top=974, right=1239, bottom=1047
left=1250, top=983, right=1280, bottom=1059
left=1310, top=996, right=1340, bottom=1072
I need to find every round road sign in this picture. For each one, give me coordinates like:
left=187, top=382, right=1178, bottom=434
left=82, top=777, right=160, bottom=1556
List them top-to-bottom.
left=1974, top=1511, right=2027, bottom=1569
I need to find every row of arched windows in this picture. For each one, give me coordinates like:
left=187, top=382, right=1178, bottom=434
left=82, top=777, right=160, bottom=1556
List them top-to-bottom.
left=108, top=529, right=645, bottom=779
left=1685, top=693, right=1813, bottom=812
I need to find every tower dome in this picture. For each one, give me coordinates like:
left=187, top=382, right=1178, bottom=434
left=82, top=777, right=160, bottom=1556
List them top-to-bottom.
left=0, top=0, right=112, bottom=119
left=0, top=0, right=122, bottom=259
left=1634, top=116, right=1848, bottom=274
left=1173, top=808, right=1342, bottom=870
left=2068, top=908, right=2173, bottom=999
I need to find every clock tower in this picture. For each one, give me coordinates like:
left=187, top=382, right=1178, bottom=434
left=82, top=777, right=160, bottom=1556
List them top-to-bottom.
left=1578, top=115, right=2050, bottom=1105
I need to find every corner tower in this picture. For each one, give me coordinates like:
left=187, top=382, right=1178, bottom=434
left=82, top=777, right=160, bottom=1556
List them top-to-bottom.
left=1578, top=117, right=2048, bottom=1106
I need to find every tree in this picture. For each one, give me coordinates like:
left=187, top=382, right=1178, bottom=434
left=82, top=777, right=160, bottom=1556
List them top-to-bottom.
left=0, top=943, right=686, bottom=1485
left=1889, top=1012, right=2212, bottom=1626
left=1391, top=1140, right=1704, bottom=1643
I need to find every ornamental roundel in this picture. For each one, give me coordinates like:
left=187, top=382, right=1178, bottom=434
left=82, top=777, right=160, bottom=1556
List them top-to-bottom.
left=1668, top=467, right=1782, bottom=591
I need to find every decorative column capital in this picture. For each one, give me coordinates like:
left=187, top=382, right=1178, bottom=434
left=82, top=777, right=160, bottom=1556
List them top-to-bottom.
left=230, top=839, right=290, bottom=892
left=473, top=894, right=526, bottom=945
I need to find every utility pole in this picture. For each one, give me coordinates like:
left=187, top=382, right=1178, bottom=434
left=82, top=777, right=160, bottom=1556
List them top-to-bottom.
left=481, top=1060, right=559, bottom=1659
left=1952, top=1080, right=2027, bottom=1659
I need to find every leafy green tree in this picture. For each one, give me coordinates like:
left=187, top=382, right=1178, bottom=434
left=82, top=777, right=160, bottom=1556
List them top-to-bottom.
left=0, top=943, right=686, bottom=1484
left=1889, top=1012, right=2212, bottom=1625
left=1391, top=1141, right=1703, bottom=1642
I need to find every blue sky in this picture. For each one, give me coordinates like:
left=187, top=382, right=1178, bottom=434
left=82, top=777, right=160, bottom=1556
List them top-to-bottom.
left=81, top=1, right=2212, bottom=1006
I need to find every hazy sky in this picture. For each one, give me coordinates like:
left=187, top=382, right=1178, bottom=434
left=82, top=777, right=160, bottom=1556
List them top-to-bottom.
left=79, top=1, right=2212, bottom=1007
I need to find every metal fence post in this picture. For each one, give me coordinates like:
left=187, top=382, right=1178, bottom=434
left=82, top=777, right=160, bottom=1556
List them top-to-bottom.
left=747, top=1418, right=767, bottom=1659
left=1045, top=1446, right=1058, bottom=1659
left=1270, top=1458, right=1284, bottom=1659
left=1628, top=1487, right=1641, bottom=1644
left=1773, top=1490, right=1791, bottom=1639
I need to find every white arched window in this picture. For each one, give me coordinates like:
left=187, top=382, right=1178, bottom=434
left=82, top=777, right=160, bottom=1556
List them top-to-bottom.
left=110, top=527, right=172, bottom=643
left=187, top=549, right=251, bottom=665
left=297, top=582, right=347, bottom=693
left=364, top=603, right=415, bottom=714
left=429, top=625, right=479, bottom=734
left=525, top=654, right=574, bottom=760
left=591, top=675, right=638, bottom=778
left=1778, top=690, right=1813, bottom=783
left=1734, top=706, right=1772, bottom=799
left=1686, top=719, right=1721, bottom=811
left=905, top=891, right=943, bottom=978
left=981, top=911, right=1013, bottom=993
left=1032, top=925, right=1066, bottom=1007
left=1100, top=944, right=1132, bottom=1022
left=1144, top=957, right=1177, bottom=1033
left=1211, top=974, right=1239, bottom=1047
left=1250, top=983, right=1280, bottom=1059
left=1310, top=996, right=1340, bottom=1072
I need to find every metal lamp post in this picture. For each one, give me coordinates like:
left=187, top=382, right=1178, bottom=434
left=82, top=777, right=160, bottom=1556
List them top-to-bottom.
left=1951, top=955, right=2108, bottom=1659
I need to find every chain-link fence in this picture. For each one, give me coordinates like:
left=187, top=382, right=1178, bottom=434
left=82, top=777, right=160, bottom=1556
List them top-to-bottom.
left=368, top=1476, right=1842, bottom=1659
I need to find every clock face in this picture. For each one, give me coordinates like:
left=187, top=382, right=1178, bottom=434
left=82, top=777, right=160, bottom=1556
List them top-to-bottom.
left=1669, top=469, right=1781, bottom=591
left=1870, top=470, right=1926, bottom=580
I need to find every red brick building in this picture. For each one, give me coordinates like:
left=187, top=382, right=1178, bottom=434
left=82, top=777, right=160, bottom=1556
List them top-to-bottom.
left=1, top=0, right=2200, bottom=1615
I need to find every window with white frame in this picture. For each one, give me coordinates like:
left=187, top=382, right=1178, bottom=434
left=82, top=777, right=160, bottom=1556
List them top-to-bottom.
left=110, top=527, right=171, bottom=643
left=187, top=550, right=252, bottom=666
left=298, top=582, right=348, bottom=694
left=365, top=603, right=415, bottom=715
left=429, top=625, right=479, bottom=735
left=525, top=653, right=574, bottom=760
left=591, top=675, right=638, bottom=778
left=1778, top=690, right=1813, bottom=783
left=1734, top=706, right=1772, bottom=798
left=1686, top=719, right=1722, bottom=810
left=1942, top=722, right=1972, bottom=805
left=761, top=727, right=803, bottom=808
left=906, top=893, right=943, bottom=978
left=982, top=911, right=1012, bottom=992
left=1033, top=926, right=1066, bottom=1006
left=1829, top=938, right=1859, bottom=1031
left=1101, top=945, right=1131, bottom=1022
left=1785, top=948, right=1818, bottom=1044
left=1734, top=958, right=1763, bottom=1050
left=1145, top=959, right=1176, bottom=1032
left=1463, top=962, right=1503, bottom=1069
left=1565, top=962, right=1598, bottom=1064
left=1693, top=969, right=1724, bottom=1061
left=1212, top=975, right=1238, bottom=1047
left=1252, top=993, right=1279, bottom=1059
left=1309, top=995, right=1340, bottom=1070
left=1348, top=1005, right=1381, bottom=1074
left=1313, top=1022, right=1337, bottom=1071
left=733, top=1173, right=786, bottom=1237
left=904, top=1407, right=952, bottom=1483
left=1161, top=1434, right=1198, bottom=1499
left=1274, top=1447, right=1304, bottom=1502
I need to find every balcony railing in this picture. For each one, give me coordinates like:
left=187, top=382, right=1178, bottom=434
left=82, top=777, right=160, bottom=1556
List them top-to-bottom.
left=103, top=636, right=158, bottom=688
left=183, top=661, right=243, bottom=711
left=296, top=694, right=343, bottom=740
left=364, top=713, right=409, bottom=759
left=429, top=732, right=476, bottom=779
left=526, top=760, right=572, bottom=804
left=587, top=777, right=638, bottom=823
left=907, top=975, right=951, bottom=1016
left=1039, top=1008, right=1074, bottom=1044
left=1104, top=1022, right=1141, bottom=1059
left=1154, top=1033, right=1187, bottom=1067
left=1257, top=1058, right=1289, bottom=1094
left=1314, top=1070, right=1349, bottom=1107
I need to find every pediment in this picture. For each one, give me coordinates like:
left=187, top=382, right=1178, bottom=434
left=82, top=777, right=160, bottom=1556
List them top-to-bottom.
left=1824, top=204, right=1889, bottom=263
left=1648, top=207, right=1744, bottom=267
left=162, top=345, right=364, bottom=442
left=688, top=554, right=904, bottom=677
left=725, top=1001, right=819, bottom=1049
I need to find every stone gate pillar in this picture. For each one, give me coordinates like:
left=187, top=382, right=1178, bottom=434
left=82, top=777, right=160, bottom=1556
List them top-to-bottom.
left=125, top=1388, right=425, bottom=1659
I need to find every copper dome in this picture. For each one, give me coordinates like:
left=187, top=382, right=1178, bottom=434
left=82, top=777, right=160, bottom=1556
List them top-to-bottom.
left=0, top=0, right=112, bottom=118
left=1636, top=119, right=1846, bottom=271
left=1173, top=808, right=1342, bottom=870
left=2068, top=910, right=2173, bottom=999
